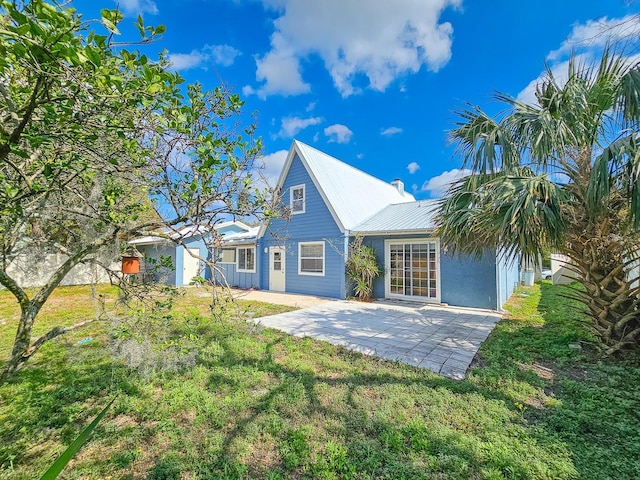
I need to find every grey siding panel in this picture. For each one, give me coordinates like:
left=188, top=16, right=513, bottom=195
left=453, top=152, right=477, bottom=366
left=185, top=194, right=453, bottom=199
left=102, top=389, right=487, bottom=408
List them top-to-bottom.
left=261, top=154, right=346, bottom=299
left=362, top=235, right=499, bottom=310
left=137, top=243, right=177, bottom=286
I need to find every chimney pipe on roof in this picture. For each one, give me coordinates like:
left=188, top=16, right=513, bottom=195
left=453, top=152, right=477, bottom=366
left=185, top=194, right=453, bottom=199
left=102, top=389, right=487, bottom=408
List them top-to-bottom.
left=391, top=178, right=404, bottom=195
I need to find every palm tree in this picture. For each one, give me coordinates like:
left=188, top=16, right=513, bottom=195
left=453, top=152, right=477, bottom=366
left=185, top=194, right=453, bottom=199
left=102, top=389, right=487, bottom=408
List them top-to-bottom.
left=437, top=50, right=640, bottom=354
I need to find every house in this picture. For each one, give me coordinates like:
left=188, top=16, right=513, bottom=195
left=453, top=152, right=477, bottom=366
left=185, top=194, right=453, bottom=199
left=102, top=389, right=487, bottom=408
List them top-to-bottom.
left=215, top=140, right=520, bottom=311
left=131, top=221, right=252, bottom=286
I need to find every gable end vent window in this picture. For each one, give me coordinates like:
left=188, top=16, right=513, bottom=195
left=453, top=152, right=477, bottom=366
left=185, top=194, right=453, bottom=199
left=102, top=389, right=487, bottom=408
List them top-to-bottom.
left=290, top=184, right=305, bottom=214
left=299, top=242, right=324, bottom=276
left=237, top=246, right=256, bottom=273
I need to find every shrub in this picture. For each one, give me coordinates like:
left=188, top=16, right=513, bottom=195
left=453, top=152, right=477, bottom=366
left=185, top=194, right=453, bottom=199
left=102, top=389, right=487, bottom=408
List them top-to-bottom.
left=346, top=236, right=381, bottom=300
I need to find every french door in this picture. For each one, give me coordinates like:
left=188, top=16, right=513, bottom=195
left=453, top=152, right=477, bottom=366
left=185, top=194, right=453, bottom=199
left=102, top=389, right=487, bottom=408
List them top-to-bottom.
left=385, top=240, right=439, bottom=302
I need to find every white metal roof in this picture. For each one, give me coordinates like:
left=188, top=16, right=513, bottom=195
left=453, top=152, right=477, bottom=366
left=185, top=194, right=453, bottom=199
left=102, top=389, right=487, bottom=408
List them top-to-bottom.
left=266, top=141, right=415, bottom=233
left=352, top=200, right=438, bottom=234
left=129, top=221, right=251, bottom=245
left=129, top=225, right=209, bottom=245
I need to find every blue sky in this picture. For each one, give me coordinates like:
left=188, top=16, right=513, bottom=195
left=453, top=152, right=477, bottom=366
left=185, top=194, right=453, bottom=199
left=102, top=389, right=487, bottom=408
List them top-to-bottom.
left=74, top=0, right=640, bottom=199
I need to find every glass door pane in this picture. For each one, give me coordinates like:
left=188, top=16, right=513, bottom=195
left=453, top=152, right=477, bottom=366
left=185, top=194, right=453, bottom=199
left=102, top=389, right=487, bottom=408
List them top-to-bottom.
left=388, top=242, right=437, bottom=299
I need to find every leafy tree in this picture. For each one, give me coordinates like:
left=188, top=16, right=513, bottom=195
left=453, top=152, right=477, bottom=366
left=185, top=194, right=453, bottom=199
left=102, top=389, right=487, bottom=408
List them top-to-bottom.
left=0, top=1, right=266, bottom=381
left=437, top=50, right=640, bottom=354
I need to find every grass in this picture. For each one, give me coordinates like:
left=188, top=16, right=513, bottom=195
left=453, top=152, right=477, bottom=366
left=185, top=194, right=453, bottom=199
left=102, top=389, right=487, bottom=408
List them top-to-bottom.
left=0, top=282, right=639, bottom=479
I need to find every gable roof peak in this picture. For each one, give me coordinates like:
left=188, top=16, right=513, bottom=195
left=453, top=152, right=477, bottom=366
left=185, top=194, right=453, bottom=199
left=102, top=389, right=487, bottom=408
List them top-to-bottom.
left=287, top=140, right=415, bottom=231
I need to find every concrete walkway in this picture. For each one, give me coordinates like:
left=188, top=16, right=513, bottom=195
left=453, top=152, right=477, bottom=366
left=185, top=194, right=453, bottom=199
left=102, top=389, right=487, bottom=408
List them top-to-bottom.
left=230, top=289, right=335, bottom=308
left=255, top=300, right=502, bottom=380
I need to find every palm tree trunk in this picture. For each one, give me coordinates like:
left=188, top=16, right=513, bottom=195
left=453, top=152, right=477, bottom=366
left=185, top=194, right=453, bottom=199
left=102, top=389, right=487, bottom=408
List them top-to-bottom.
left=566, top=234, right=640, bottom=354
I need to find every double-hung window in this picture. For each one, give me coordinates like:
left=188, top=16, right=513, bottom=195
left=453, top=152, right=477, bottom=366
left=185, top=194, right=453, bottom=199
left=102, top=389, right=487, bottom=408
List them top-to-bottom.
left=290, top=184, right=305, bottom=214
left=299, top=242, right=324, bottom=276
left=237, top=246, right=256, bottom=273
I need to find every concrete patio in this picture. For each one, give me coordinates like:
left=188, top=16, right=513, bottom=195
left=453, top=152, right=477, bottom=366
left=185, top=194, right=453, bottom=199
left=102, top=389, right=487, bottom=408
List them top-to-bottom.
left=254, top=299, right=503, bottom=380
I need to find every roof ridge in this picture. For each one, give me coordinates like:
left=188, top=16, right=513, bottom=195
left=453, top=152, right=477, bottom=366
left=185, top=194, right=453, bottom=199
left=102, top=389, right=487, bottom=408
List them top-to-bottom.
left=294, top=140, right=410, bottom=194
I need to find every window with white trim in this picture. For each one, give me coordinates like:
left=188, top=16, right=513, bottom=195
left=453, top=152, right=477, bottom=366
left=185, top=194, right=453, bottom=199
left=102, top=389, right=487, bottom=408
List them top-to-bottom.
left=290, top=184, right=305, bottom=214
left=298, top=242, right=324, bottom=276
left=237, top=246, right=256, bottom=273
left=219, top=248, right=236, bottom=264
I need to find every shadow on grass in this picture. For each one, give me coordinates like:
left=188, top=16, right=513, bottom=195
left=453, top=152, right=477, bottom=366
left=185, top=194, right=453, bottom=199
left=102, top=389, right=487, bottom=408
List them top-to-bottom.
left=7, top=286, right=635, bottom=479
left=184, top=318, right=576, bottom=480
left=0, top=341, right=137, bottom=474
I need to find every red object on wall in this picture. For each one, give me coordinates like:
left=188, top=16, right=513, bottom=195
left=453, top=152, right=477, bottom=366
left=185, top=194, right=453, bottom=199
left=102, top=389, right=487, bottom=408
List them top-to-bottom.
left=121, top=256, right=140, bottom=274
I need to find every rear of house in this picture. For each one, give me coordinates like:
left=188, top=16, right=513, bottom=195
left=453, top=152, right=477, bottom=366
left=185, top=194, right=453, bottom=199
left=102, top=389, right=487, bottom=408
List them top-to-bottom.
left=140, top=140, right=519, bottom=310
left=214, top=140, right=519, bottom=310
left=353, top=202, right=519, bottom=310
left=132, top=222, right=253, bottom=287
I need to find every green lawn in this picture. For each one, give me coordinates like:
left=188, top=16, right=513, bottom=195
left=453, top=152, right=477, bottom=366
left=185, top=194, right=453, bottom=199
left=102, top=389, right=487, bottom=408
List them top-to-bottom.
left=0, top=283, right=638, bottom=479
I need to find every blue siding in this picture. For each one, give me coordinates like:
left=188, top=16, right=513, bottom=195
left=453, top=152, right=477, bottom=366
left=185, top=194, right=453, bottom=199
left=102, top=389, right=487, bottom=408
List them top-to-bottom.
left=260, top=154, right=346, bottom=298
left=218, top=225, right=246, bottom=236
left=135, top=235, right=210, bottom=286
left=362, top=235, right=500, bottom=310
left=179, top=236, right=210, bottom=285
left=360, top=236, right=390, bottom=299
left=213, top=245, right=260, bottom=289
left=440, top=251, right=497, bottom=310
left=496, top=251, right=520, bottom=310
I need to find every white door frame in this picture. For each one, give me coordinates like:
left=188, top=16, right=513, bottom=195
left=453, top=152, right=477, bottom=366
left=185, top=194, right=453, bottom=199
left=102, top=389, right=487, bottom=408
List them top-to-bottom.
left=384, top=238, right=441, bottom=303
left=269, top=246, right=286, bottom=292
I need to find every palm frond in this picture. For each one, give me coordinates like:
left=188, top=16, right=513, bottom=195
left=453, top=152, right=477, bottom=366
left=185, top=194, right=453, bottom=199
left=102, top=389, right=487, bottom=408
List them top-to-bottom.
left=450, top=104, right=518, bottom=174
left=588, top=132, right=640, bottom=220
left=436, top=172, right=567, bottom=264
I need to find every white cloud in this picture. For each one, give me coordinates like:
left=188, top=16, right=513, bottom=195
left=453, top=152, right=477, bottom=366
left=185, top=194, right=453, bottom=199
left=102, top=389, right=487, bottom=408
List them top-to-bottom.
left=117, top=0, right=158, bottom=15
left=248, top=0, right=461, bottom=97
left=518, top=16, right=640, bottom=104
left=548, top=16, right=640, bottom=61
left=167, top=45, right=241, bottom=71
left=210, top=45, right=242, bottom=66
left=244, top=48, right=311, bottom=99
left=167, top=51, right=206, bottom=70
left=305, top=101, right=317, bottom=112
left=278, top=116, right=322, bottom=137
left=324, top=124, right=353, bottom=143
left=381, top=126, right=403, bottom=137
left=257, top=150, right=289, bottom=187
left=406, top=162, right=420, bottom=174
left=420, top=168, right=472, bottom=197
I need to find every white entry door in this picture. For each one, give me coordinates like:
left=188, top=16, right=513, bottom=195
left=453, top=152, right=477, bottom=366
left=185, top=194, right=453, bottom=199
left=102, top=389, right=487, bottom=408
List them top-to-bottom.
left=269, top=246, right=286, bottom=291
left=182, top=248, right=201, bottom=285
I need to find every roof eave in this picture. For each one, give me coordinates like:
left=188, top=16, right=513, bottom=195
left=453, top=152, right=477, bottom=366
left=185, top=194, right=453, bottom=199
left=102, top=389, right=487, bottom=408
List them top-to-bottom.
left=351, top=229, right=436, bottom=236
left=223, top=240, right=257, bottom=246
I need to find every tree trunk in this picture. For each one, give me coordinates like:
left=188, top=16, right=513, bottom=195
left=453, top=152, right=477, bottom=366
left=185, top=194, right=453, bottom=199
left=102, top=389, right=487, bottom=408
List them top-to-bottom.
left=566, top=231, right=640, bottom=354
left=1, top=303, right=39, bottom=382
left=1, top=303, right=96, bottom=382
